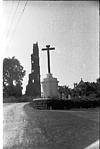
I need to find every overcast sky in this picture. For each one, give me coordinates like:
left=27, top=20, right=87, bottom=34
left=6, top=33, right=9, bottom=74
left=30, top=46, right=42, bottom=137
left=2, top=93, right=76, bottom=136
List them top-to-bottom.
left=2, top=1, right=99, bottom=93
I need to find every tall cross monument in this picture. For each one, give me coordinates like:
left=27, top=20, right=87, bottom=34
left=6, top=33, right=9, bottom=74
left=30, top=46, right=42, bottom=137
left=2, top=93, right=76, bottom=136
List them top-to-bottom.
left=42, top=45, right=58, bottom=98
left=42, top=45, right=55, bottom=74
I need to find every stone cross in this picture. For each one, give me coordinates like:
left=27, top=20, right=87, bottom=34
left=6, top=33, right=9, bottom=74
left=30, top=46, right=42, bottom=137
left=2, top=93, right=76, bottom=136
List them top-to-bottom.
left=42, top=45, right=55, bottom=74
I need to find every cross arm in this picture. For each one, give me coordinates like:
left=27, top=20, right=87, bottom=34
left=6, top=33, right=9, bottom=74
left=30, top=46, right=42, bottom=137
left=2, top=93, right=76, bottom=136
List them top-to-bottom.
left=42, top=47, right=55, bottom=51
left=49, top=47, right=55, bottom=50
left=42, top=48, right=48, bottom=51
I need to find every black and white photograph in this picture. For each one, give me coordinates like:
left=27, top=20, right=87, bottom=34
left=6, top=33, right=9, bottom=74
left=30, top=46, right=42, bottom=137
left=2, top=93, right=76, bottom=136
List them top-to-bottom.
left=1, top=0, right=99, bottom=149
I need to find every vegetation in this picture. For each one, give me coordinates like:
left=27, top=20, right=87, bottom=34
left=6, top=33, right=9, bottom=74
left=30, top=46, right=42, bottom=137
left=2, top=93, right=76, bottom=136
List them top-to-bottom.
left=3, top=56, right=100, bottom=107
left=3, top=57, right=25, bottom=98
left=57, top=78, right=100, bottom=109
left=58, top=78, right=100, bottom=99
left=96, top=78, right=100, bottom=97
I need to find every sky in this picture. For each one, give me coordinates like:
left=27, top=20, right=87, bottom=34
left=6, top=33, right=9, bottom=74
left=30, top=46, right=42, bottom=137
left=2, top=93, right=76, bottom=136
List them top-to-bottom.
left=1, top=1, right=99, bottom=94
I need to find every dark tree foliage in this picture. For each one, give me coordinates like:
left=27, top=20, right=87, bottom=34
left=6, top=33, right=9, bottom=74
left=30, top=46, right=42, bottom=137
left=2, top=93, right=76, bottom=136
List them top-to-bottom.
left=3, top=57, right=25, bottom=97
left=58, top=78, right=100, bottom=100
left=96, top=78, right=100, bottom=97
left=72, top=81, right=98, bottom=98
left=58, top=85, right=71, bottom=99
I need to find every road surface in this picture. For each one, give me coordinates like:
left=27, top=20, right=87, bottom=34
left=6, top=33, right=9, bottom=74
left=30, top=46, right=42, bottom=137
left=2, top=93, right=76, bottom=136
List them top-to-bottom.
left=3, top=102, right=99, bottom=149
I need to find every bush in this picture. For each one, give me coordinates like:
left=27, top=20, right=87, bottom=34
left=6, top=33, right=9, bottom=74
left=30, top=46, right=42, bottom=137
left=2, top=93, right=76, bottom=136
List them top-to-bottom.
left=3, top=95, right=33, bottom=103
left=17, top=95, right=33, bottom=102
left=3, top=96, right=18, bottom=103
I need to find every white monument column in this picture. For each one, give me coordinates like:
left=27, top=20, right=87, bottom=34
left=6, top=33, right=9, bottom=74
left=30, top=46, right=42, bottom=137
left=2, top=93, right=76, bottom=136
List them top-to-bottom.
left=42, top=45, right=58, bottom=98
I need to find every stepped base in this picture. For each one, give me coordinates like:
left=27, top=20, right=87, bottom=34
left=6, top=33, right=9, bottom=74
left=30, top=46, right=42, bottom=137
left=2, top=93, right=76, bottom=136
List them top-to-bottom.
left=30, top=98, right=72, bottom=110
left=31, top=98, right=58, bottom=110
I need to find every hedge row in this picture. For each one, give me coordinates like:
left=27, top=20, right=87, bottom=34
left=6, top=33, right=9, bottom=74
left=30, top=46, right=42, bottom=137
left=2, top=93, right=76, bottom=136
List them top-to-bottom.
left=3, top=96, right=33, bottom=103
left=3, top=96, right=100, bottom=110
left=31, top=99, right=100, bottom=110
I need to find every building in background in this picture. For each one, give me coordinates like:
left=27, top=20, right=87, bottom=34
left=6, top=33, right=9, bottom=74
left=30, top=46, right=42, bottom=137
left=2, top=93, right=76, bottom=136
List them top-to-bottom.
left=25, top=42, right=41, bottom=97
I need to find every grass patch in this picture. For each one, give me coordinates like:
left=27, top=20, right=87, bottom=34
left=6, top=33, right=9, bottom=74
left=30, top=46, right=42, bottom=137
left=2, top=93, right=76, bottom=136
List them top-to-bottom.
left=23, top=103, right=99, bottom=149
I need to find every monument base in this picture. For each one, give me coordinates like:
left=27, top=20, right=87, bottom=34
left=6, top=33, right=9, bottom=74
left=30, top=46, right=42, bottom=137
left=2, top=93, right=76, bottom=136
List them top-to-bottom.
left=42, top=73, right=58, bottom=98
left=30, top=98, right=72, bottom=110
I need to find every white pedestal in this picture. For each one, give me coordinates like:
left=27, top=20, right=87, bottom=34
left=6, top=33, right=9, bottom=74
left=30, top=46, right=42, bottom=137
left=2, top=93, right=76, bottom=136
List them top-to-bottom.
left=42, top=73, right=58, bottom=98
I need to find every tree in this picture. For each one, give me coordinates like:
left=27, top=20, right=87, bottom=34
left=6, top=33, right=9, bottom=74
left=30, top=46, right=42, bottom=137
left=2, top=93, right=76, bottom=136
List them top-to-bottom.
left=3, top=57, right=25, bottom=97
left=96, top=78, right=100, bottom=97
left=73, top=80, right=98, bottom=97
left=85, top=82, right=97, bottom=96
left=58, top=85, right=71, bottom=99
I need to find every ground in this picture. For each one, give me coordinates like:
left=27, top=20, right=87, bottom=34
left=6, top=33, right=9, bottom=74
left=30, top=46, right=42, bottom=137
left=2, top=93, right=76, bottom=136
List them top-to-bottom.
left=3, top=102, right=99, bottom=149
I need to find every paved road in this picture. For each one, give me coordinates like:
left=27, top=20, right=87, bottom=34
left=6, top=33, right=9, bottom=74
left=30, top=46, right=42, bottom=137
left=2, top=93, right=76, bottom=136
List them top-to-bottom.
left=3, top=102, right=99, bottom=149
left=3, top=103, right=28, bottom=148
left=3, top=103, right=52, bottom=149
